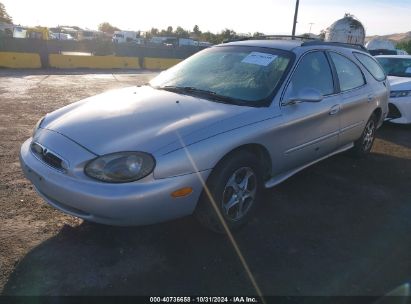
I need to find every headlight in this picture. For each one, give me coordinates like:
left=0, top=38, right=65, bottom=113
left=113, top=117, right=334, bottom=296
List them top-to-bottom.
left=390, top=90, right=411, bottom=98
left=32, top=116, right=45, bottom=137
left=85, top=152, right=155, bottom=183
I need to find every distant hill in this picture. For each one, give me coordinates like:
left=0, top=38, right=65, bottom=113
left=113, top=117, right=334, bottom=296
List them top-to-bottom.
left=366, top=31, right=411, bottom=43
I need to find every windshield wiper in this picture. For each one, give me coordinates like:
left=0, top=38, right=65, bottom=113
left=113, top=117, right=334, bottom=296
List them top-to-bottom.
left=157, top=86, right=244, bottom=105
left=159, top=86, right=216, bottom=95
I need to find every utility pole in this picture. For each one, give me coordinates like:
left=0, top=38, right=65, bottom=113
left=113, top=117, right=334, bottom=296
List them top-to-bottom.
left=291, top=0, right=300, bottom=39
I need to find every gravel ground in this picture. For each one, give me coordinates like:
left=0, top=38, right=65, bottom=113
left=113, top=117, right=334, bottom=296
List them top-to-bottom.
left=0, top=69, right=410, bottom=297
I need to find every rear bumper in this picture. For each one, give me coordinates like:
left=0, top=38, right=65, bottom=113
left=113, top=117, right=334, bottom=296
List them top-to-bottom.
left=20, top=138, right=210, bottom=226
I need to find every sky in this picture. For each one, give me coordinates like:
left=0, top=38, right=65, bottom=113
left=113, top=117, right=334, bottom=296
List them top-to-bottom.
left=2, top=0, right=411, bottom=36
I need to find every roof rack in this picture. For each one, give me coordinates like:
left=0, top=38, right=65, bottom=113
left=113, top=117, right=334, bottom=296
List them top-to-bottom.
left=223, top=35, right=318, bottom=43
left=301, top=41, right=369, bottom=53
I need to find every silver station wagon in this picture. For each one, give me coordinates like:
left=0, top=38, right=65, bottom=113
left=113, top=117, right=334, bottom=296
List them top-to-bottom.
left=20, top=39, right=389, bottom=232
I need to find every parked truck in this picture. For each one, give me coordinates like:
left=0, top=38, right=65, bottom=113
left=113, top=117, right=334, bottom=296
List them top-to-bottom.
left=13, top=26, right=50, bottom=40
left=112, top=31, right=143, bottom=44
left=178, top=38, right=199, bottom=47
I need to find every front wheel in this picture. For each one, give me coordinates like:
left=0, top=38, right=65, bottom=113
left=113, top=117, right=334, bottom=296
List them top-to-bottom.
left=350, top=113, right=378, bottom=157
left=194, top=151, right=263, bottom=233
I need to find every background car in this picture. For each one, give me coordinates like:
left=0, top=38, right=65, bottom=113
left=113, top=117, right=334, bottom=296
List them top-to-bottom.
left=20, top=39, right=388, bottom=233
left=376, top=55, right=411, bottom=124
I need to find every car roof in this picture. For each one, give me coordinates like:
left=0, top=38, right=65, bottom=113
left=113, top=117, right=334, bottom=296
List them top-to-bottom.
left=217, top=39, right=369, bottom=54
left=219, top=39, right=303, bottom=51
left=375, top=55, right=411, bottom=59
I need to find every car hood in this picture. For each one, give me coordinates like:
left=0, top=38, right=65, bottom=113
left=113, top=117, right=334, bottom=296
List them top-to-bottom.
left=388, top=76, right=411, bottom=90
left=41, top=86, right=267, bottom=156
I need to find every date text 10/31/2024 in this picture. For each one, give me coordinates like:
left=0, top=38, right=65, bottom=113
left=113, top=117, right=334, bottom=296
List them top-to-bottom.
left=149, top=297, right=259, bottom=303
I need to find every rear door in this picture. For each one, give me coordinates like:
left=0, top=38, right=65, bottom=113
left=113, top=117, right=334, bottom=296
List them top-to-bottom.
left=328, top=51, right=371, bottom=145
left=354, top=52, right=389, bottom=123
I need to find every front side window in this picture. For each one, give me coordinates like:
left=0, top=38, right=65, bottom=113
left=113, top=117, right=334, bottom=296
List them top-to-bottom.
left=150, top=46, right=293, bottom=106
left=283, top=51, right=334, bottom=101
left=329, top=52, right=365, bottom=92
left=354, top=52, right=386, bottom=81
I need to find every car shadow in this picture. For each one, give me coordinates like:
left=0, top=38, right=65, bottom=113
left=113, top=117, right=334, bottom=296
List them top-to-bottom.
left=377, top=122, right=411, bottom=149
left=2, top=153, right=411, bottom=297
left=1, top=216, right=258, bottom=296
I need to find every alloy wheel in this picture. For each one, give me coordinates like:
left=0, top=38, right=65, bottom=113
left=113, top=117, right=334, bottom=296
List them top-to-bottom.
left=363, top=119, right=376, bottom=151
left=222, top=167, right=257, bottom=221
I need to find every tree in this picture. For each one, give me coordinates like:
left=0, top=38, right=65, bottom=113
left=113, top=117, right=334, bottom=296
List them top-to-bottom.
left=0, top=2, right=12, bottom=24
left=98, top=22, right=120, bottom=34
left=193, top=25, right=201, bottom=35
left=159, top=26, right=174, bottom=37
left=174, top=26, right=189, bottom=38
left=144, top=27, right=159, bottom=39
left=220, top=28, right=237, bottom=41
left=318, top=29, right=326, bottom=41
left=200, top=31, right=218, bottom=44
left=253, top=32, right=265, bottom=37
left=396, top=40, right=411, bottom=54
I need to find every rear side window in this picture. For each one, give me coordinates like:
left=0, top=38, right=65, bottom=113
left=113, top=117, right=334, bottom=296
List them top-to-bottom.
left=283, top=51, right=334, bottom=100
left=329, top=52, right=365, bottom=92
left=354, top=52, right=386, bottom=81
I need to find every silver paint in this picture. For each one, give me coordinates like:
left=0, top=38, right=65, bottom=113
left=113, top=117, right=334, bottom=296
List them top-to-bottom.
left=20, top=41, right=389, bottom=225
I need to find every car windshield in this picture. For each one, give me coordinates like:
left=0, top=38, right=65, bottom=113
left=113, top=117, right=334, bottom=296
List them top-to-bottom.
left=149, top=46, right=292, bottom=106
left=376, top=57, right=411, bottom=77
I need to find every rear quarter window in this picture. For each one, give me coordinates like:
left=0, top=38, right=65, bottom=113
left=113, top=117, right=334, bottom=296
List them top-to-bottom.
left=354, top=52, right=386, bottom=81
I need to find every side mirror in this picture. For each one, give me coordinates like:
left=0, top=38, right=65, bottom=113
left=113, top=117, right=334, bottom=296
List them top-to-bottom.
left=282, top=88, right=324, bottom=106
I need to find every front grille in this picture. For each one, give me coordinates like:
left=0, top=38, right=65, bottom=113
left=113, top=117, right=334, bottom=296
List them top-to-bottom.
left=387, top=103, right=402, bottom=119
left=30, top=142, right=66, bottom=171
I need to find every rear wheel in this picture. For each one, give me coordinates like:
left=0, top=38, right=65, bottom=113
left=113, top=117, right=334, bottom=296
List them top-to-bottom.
left=350, top=113, right=378, bottom=157
left=195, top=151, right=263, bottom=233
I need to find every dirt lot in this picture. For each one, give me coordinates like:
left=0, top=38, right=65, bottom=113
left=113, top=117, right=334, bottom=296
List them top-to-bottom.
left=0, top=69, right=410, bottom=297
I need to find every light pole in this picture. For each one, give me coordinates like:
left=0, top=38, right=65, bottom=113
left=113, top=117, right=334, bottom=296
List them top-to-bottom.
left=291, top=0, right=300, bottom=39
left=309, top=22, right=314, bottom=34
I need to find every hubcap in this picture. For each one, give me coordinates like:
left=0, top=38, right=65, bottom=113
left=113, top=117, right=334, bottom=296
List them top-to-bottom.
left=363, top=120, right=375, bottom=151
left=222, top=167, right=257, bottom=221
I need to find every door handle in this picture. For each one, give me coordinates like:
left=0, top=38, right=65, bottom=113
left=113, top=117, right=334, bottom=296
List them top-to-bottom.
left=368, top=94, right=375, bottom=102
left=329, top=105, right=340, bottom=115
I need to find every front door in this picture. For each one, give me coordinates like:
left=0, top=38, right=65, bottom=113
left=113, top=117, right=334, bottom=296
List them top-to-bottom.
left=276, top=51, right=340, bottom=173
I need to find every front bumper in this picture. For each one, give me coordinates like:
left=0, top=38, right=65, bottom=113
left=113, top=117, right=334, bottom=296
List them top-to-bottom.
left=387, top=97, right=411, bottom=124
left=20, top=138, right=210, bottom=226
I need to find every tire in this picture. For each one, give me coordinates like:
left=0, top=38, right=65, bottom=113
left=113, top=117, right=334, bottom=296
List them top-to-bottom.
left=350, top=113, right=378, bottom=157
left=194, top=151, right=263, bottom=233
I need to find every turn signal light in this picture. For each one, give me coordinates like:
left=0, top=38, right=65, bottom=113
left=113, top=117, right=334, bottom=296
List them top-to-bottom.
left=171, top=187, right=193, bottom=198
